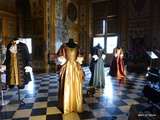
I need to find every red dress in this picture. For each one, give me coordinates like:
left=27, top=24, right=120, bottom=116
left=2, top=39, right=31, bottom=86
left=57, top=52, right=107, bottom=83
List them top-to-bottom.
left=116, top=49, right=126, bottom=80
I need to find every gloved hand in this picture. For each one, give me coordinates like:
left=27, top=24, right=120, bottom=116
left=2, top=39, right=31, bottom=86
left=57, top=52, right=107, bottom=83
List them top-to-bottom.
left=9, top=45, right=17, bottom=53
left=102, top=54, right=106, bottom=60
left=92, top=55, right=99, bottom=60
left=57, top=56, right=66, bottom=65
left=76, top=57, right=84, bottom=64
left=0, top=65, right=6, bottom=72
left=24, top=66, right=32, bottom=72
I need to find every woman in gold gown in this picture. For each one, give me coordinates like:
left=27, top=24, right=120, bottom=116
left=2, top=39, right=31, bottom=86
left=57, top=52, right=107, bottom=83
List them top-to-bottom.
left=57, top=39, right=84, bottom=114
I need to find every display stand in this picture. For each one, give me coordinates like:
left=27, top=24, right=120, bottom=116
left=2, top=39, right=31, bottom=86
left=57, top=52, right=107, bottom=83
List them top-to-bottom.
left=0, top=43, right=8, bottom=106
left=146, top=51, right=158, bottom=68
left=0, top=72, right=9, bottom=106
left=0, top=84, right=25, bottom=105
left=1, top=86, right=25, bottom=105
left=17, top=87, right=25, bottom=104
left=1, top=89, right=9, bottom=106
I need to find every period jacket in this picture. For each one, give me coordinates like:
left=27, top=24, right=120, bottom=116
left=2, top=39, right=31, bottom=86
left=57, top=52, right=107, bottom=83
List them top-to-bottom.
left=4, top=41, right=31, bottom=88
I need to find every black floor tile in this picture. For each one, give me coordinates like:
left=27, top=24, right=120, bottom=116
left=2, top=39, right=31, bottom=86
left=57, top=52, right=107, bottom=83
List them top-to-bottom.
left=38, top=90, right=48, bottom=93
left=48, top=92, right=57, bottom=96
left=35, top=97, right=48, bottom=102
left=113, top=100, right=128, bottom=106
left=47, top=101, right=58, bottom=107
left=18, top=103, right=33, bottom=109
left=88, top=103, right=104, bottom=109
left=106, top=107, right=123, bottom=115
left=31, top=108, right=46, bottom=116
left=0, top=111, right=15, bottom=119
left=78, top=111, right=95, bottom=119
left=46, top=114, right=63, bottom=120
left=97, top=116, right=117, bottom=120
left=12, top=118, right=29, bottom=120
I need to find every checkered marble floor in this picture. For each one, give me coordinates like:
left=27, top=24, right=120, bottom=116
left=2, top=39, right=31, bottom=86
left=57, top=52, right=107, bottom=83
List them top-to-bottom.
left=0, top=67, right=156, bottom=120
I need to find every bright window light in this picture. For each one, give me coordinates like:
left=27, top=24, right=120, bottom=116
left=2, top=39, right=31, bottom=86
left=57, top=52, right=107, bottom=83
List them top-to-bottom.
left=95, top=19, right=106, bottom=35
left=103, top=20, right=105, bottom=35
left=106, top=36, right=118, bottom=54
left=93, top=37, right=104, bottom=49
left=19, top=38, right=32, bottom=54
left=146, top=51, right=158, bottom=59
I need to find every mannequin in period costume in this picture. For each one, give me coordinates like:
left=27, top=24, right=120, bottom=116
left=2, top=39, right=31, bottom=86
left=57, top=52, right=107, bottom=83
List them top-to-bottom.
left=3, top=38, right=31, bottom=89
left=57, top=38, right=84, bottom=114
left=87, top=44, right=103, bottom=96
left=89, top=44, right=102, bottom=86
left=93, top=48, right=106, bottom=88
left=109, top=48, right=126, bottom=81
left=109, top=48, right=118, bottom=77
left=116, top=48, right=126, bottom=81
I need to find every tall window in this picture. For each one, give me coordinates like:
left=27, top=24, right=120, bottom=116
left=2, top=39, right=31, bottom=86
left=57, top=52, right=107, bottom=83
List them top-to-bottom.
left=93, top=19, right=106, bottom=49
left=95, top=19, right=106, bottom=35
left=93, top=20, right=118, bottom=54
left=102, top=20, right=105, bottom=35
left=106, top=36, right=118, bottom=54
left=93, top=37, right=105, bottom=49
left=19, top=38, right=32, bottom=54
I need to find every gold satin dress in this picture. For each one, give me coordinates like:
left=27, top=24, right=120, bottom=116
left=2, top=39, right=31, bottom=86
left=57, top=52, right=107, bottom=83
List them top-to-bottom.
left=9, top=43, right=21, bottom=86
left=58, top=45, right=84, bottom=114
left=10, top=52, right=21, bottom=85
